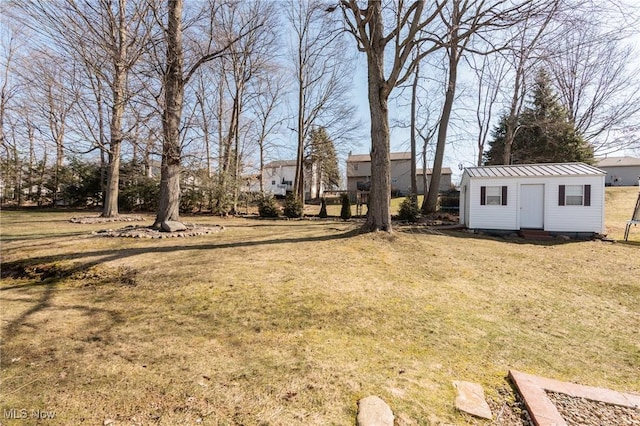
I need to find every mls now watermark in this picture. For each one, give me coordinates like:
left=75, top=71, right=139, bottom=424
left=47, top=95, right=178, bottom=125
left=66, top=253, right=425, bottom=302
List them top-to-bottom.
left=4, top=408, right=56, bottom=420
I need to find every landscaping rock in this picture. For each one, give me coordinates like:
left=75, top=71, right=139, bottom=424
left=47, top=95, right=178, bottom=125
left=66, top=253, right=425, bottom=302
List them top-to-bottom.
left=161, top=221, right=187, bottom=232
left=453, top=381, right=493, bottom=420
left=357, top=395, right=394, bottom=426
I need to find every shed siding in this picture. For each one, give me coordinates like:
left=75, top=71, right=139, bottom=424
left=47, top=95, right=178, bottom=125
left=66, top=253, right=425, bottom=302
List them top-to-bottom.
left=464, top=174, right=604, bottom=233
left=544, top=176, right=604, bottom=232
left=468, top=178, right=518, bottom=230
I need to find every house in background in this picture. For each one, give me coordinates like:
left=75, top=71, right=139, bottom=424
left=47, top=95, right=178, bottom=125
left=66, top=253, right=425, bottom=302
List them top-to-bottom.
left=346, top=152, right=453, bottom=195
left=596, top=156, right=640, bottom=186
left=262, top=160, right=323, bottom=199
left=459, top=163, right=606, bottom=236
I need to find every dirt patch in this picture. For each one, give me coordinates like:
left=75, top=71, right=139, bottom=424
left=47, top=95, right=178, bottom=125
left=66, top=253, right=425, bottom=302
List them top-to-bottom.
left=92, top=223, right=224, bottom=238
left=1, top=261, right=137, bottom=287
left=1, top=261, right=72, bottom=281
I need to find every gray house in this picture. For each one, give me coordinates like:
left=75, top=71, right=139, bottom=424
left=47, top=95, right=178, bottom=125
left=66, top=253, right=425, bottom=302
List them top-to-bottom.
left=346, top=152, right=452, bottom=195
left=596, top=156, right=640, bottom=186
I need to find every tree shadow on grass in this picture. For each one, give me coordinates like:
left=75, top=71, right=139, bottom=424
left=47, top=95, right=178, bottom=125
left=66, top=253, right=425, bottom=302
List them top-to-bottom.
left=397, top=226, right=598, bottom=246
left=0, top=227, right=360, bottom=350
left=2, top=227, right=362, bottom=279
left=1, top=279, right=124, bottom=339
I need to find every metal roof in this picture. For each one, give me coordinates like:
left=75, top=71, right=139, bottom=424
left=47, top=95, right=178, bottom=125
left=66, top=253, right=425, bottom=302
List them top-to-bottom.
left=596, top=156, right=640, bottom=167
left=464, top=163, right=606, bottom=178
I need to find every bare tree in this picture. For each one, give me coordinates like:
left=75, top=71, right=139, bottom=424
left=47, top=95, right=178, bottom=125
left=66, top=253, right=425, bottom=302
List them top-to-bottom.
left=13, top=0, right=153, bottom=216
left=153, top=0, right=264, bottom=228
left=215, top=0, right=279, bottom=214
left=288, top=0, right=359, bottom=202
left=340, top=0, right=444, bottom=232
left=421, top=0, right=556, bottom=213
left=498, top=2, right=559, bottom=165
left=545, top=8, right=640, bottom=153
left=0, top=23, right=21, bottom=152
left=25, top=52, right=78, bottom=206
left=470, top=54, right=505, bottom=166
left=249, top=73, right=287, bottom=193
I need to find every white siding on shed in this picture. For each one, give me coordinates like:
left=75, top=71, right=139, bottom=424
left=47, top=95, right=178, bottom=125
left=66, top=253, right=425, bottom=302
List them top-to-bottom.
left=460, top=163, right=605, bottom=234
left=467, top=178, right=517, bottom=230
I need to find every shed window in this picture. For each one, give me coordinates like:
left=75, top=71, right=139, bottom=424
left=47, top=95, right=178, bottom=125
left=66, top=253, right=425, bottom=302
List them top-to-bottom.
left=559, top=184, right=591, bottom=206
left=480, top=185, right=507, bottom=206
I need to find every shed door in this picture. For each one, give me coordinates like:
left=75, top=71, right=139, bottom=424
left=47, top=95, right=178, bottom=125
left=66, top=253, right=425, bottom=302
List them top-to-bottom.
left=520, top=184, right=544, bottom=229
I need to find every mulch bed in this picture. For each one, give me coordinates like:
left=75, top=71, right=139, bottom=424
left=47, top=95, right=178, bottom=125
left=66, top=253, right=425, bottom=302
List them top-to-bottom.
left=69, top=215, right=224, bottom=238
left=70, top=215, right=146, bottom=224
left=92, top=224, right=224, bottom=238
left=547, top=391, right=640, bottom=426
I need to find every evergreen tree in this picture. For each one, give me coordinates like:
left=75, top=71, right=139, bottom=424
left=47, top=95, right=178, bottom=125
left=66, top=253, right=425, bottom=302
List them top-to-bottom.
left=485, top=70, right=594, bottom=165
left=307, top=127, right=341, bottom=191
left=283, top=192, right=304, bottom=218
left=340, top=193, right=352, bottom=220
left=319, top=197, right=328, bottom=218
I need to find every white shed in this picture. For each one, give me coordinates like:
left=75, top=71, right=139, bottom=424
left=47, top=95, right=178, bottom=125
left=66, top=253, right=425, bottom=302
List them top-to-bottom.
left=459, top=163, right=606, bottom=235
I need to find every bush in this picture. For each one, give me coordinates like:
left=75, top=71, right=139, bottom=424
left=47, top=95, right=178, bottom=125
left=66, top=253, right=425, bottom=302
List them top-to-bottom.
left=119, top=176, right=159, bottom=212
left=283, top=192, right=303, bottom=218
left=257, top=193, right=280, bottom=218
left=340, top=193, right=351, bottom=220
left=398, top=194, right=420, bottom=222
left=319, top=197, right=328, bottom=218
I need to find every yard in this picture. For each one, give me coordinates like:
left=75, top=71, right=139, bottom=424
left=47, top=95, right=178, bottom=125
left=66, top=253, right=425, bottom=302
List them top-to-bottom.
left=1, top=187, right=639, bottom=425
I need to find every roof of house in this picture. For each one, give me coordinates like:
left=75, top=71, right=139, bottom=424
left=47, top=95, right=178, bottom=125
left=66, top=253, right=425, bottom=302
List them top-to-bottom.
left=347, top=152, right=413, bottom=162
left=596, top=156, right=640, bottom=167
left=263, top=160, right=297, bottom=168
left=464, top=163, right=606, bottom=178
left=417, top=168, right=453, bottom=175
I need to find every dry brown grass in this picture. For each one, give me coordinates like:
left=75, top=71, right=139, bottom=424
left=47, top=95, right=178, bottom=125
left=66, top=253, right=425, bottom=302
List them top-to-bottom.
left=1, top=187, right=639, bottom=425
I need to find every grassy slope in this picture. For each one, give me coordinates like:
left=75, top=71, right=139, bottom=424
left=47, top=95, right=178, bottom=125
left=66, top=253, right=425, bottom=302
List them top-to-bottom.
left=1, top=187, right=639, bottom=425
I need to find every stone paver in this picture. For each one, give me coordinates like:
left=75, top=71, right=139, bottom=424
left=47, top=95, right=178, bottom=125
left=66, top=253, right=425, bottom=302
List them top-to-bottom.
left=452, top=380, right=493, bottom=420
left=356, top=395, right=394, bottom=426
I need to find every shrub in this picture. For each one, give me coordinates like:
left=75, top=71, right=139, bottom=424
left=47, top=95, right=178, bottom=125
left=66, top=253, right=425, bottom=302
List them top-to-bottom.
left=119, top=176, right=159, bottom=212
left=283, top=192, right=303, bottom=218
left=257, top=193, right=280, bottom=218
left=340, top=193, right=351, bottom=220
left=398, top=194, right=420, bottom=222
left=319, top=197, right=328, bottom=218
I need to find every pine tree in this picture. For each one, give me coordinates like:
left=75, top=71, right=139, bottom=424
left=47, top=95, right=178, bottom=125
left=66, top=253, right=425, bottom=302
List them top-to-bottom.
left=485, top=69, right=594, bottom=165
left=307, top=127, right=340, bottom=191
left=340, top=193, right=352, bottom=220
left=319, top=197, right=328, bottom=218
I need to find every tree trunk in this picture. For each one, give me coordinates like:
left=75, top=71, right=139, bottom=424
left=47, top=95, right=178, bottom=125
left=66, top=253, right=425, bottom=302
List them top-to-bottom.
left=154, top=0, right=184, bottom=228
left=363, top=4, right=391, bottom=232
left=423, top=45, right=458, bottom=214
left=294, top=57, right=305, bottom=202
left=410, top=59, right=419, bottom=199
left=503, top=59, right=524, bottom=165
left=102, top=72, right=125, bottom=217
left=503, top=113, right=517, bottom=164
left=102, top=142, right=121, bottom=216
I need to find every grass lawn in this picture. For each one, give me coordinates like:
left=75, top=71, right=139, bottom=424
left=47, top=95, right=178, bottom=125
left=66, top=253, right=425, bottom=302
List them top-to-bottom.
left=1, top=187, right=639, bottom=425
